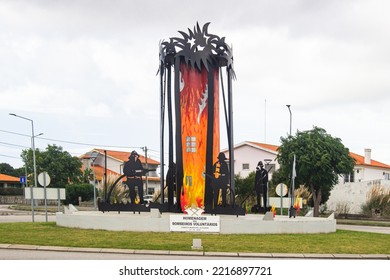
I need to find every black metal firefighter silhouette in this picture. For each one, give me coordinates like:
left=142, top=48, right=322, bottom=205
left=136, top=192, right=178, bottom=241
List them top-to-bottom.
left=159, top=22, right=245, bottom=215
left=98, top=150, right=155, bottom=213
left=123, top=151, right=145, bottom=204
left=212, top=152, right=229, bottom=208
left=254, top=161, right=269, bottom=213
left=165, top=162, right=176, bottom=209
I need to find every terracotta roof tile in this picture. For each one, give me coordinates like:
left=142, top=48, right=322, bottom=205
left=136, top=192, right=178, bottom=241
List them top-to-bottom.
left=244, top=142, right=390, bottom=169
left=246, top=142, right=279, bottom=152
left=80, top=149, right=160, bottom=165
left=93, top=149, right=160, bottom=165
left=349, top=152, right=390, bottom=169
left=91, top=165, right=159, bottom=181
left=92, top=165, right=120, bottom=181
left=0, top=173, right=20, bottom=182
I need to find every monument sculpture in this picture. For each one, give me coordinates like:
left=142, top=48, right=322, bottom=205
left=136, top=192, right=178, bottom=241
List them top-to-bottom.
left=98, top=22, right=244, bottom=215
left=159, top=22, right=244, bottom=215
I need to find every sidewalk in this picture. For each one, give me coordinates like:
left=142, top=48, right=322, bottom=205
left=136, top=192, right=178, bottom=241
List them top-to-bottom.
left=0, top=243, right=389, bottom=259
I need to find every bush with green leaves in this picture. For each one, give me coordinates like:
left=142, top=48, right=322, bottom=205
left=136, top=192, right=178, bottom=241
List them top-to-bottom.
left=234, top=171, right=256, bottom=208
left=65, top=183, right=95, bottom=205
left=0, top=187, right=24, bottom=196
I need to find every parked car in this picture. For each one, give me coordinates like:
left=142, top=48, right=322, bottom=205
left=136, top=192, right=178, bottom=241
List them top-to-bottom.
left=143, top=195, right=154, bottom=204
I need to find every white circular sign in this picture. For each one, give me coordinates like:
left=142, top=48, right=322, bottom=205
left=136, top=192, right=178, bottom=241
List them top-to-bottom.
left=38, top=172, right=51, bottom=187
left=276, top=183, right=288, bottom=197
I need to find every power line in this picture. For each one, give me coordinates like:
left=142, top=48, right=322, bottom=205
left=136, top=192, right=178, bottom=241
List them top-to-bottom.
left=0, top=128, right=165, bottom=161
left=0, top=129, right=144, bottom=149
left=0, top=129, right=30, bottom=138
left=37, top=136, right=143, bottom=149
left=0, top=141, right=29, bottom=149
left=0, top=154, right=21, bottom=159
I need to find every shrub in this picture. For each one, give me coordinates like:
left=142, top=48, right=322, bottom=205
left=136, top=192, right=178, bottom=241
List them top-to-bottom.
left=234, top=172, right=256, bottom=207
left=65, top=183, right=94, bottom=205
left=0, top=187, right=24, bottom=196
left=335, top=201, right=351, bottom=215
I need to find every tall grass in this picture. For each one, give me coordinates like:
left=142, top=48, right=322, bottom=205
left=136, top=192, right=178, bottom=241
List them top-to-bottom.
left=98, top=174, right=128, bottom=204
left=361, top=185, right=390, bottom=216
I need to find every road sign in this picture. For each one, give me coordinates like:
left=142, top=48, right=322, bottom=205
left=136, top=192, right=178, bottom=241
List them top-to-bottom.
left=38, top=172, right=51, bottom=187
left=20, top=176, right=26, bottom=184
left=276, top=183, right=288, bottom=197
left=24, top=188, right=65, bottom=200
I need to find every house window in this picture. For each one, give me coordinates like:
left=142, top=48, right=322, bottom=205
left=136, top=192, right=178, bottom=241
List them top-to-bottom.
left=186, top=136, right=196, bottom=153
left=242, top=163, right=250, bottom=170
left=344, top=173, right=354, bottom=183
left=384, top=173, right=390, bottom=180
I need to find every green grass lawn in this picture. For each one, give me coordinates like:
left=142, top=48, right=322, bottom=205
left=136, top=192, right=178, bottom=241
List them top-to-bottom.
left=0, top=222, right=389, bottom=254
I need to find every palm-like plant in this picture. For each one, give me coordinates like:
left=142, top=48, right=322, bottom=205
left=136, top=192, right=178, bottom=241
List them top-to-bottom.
left=97, top=174, right=128, bottom=204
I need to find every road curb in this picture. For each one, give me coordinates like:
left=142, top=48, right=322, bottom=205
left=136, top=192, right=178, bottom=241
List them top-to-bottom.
left=1, top=243, right=389, bottom=259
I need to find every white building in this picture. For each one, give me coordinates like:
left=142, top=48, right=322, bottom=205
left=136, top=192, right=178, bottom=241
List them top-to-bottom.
left=221, top=141, right=280, bottom=179
left=328, top=148, right=390, bottom=213
left=347, top=149, right=390, bottom=182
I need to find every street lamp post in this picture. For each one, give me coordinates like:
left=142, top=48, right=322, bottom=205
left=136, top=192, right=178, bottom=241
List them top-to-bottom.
left=285, top=105, right=296, bottom=218
left=286, top=105, right=292, bottom=136
left=9, top=113, right=39, bottom=222
left=142, top=146, right=148, bottom=195
left=88, top=151, right=99, bottom=210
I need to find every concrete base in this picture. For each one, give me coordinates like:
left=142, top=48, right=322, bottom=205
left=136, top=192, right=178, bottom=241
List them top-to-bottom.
left=56, top=211, right=336, bottom=234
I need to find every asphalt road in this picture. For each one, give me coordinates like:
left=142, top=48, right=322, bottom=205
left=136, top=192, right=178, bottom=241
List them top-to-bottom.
left=336, top=224, right=390, bottom=234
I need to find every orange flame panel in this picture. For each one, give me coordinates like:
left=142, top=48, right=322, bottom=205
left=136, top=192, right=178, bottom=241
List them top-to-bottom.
left=179, top=64, right=219, bottom=211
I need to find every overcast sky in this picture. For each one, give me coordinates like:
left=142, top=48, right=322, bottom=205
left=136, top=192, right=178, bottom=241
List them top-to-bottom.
left=1, top=0, right=389, bottom=169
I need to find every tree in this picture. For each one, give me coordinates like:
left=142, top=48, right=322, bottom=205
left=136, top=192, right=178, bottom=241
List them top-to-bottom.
left=276, top=126, right=355, bottom=217
left=21, top=144, right=82, bottom=189
left=0, top=163, right=25, bottom=177
left=0, top=163, right=17, bottom=176
left=79, top=168, right=94, bottom=184
left=234, top=171, right=256, bottom=207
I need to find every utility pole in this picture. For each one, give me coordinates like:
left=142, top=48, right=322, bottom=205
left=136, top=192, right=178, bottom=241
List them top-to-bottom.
left=143, top=146, right=149, bottom=195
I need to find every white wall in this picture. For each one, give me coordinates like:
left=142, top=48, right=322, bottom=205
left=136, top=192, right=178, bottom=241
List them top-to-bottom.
left=327, top=179, right=390, bottom=214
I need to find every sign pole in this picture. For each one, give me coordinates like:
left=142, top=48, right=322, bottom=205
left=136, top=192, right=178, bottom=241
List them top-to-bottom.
left=23, top=171, right=35, bottom=222
left=38, top=172, right=51, bottom=223
left=43, top=173, right=48, bottom=222
left=276, top=183, right=288, bottom=216
left=280, top=184, right=283, bottom=216
left=30, top=186, right=35, bottom=222
left=57, top=188, right=61, bottom=212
